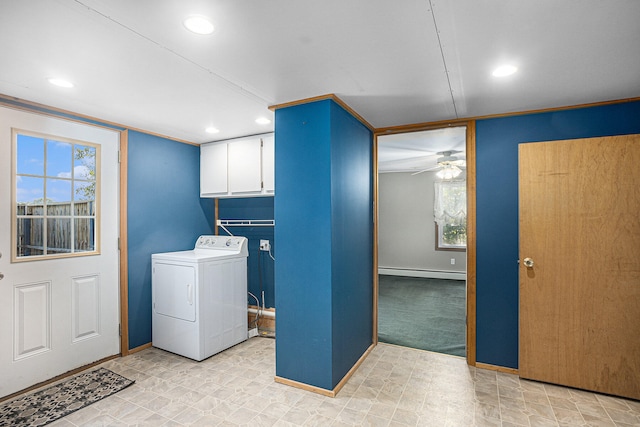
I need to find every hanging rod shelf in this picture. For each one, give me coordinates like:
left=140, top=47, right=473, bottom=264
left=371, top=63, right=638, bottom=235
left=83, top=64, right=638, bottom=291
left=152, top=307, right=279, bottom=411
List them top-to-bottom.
left=216, top=219, right=275, bottom=227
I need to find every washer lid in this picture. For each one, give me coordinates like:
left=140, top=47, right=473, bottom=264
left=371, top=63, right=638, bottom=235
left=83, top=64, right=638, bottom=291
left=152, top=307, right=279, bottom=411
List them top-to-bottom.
left=152, top=236, right=248, bottom=262
left=152, top=249, right=236, bottom=262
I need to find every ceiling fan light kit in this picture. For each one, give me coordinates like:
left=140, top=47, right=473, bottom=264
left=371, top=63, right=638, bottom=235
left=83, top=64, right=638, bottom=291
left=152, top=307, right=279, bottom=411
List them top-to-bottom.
left=408, top=150, right=466, bottom=177
left=436, top=165, right=462, bottom=180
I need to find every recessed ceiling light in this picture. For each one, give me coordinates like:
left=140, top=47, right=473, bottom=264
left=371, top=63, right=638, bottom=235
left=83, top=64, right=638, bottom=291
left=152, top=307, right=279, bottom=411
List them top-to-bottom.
left=183, top=15, right=214, bottom=35
left=492, top=65, right=518, bottom=77
left=48, top=78, right=74, bottom=88
left=255, top=117, right=271, bottom=125
left=205, top=127, right=220, bottom=134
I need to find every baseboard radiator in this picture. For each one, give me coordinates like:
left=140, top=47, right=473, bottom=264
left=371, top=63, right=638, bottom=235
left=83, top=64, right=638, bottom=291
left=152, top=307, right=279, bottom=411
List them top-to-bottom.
left=378, top=268, right=466, bottom=281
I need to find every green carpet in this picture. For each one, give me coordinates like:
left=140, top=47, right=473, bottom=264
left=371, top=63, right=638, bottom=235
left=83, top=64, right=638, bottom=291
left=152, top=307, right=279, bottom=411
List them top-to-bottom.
left=378, top=275, right=466, bottom=357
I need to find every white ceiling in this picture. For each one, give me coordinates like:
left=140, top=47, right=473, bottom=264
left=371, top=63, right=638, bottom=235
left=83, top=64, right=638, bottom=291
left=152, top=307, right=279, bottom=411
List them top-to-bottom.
left=1, top=1, right=639, bottom=144
left=378, top=126, right=466, bottom=173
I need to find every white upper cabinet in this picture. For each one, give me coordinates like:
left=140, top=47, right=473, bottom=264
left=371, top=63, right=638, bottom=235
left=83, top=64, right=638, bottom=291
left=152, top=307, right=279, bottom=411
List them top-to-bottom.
left=200, top=133, right=274, bottom=198
left=262, top=134, right=275, bottom=194
left=228, top=137, right=262, bottom=194
left=200, top=142, right=228, bottom=196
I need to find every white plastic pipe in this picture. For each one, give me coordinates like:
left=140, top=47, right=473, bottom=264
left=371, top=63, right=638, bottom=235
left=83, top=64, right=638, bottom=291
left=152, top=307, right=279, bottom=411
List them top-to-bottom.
left=248, top=307, right=275, bottom=318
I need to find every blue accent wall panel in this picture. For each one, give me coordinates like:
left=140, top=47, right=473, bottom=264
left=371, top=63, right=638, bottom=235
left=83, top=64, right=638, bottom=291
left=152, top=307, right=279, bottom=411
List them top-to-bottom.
left=275, top=99, right=374, bottom=390
left=475, top=100, right=640, bottom=368
left=275, top=101, right=334, bottom=389
left=329, top=102, right=373, bottom=386
left=127, top=130, right=214, bottom=349
left=218, top=197, right=275, bottom=308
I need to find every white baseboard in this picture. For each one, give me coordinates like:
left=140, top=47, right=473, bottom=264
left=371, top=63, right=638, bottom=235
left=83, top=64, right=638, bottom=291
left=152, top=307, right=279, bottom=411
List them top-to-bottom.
left=378, top=268, right=466, bottom=281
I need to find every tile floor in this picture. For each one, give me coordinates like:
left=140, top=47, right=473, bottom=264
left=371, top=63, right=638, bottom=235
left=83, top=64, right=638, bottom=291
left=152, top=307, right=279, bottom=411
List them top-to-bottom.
left=39, top=337, right=640, bottom=426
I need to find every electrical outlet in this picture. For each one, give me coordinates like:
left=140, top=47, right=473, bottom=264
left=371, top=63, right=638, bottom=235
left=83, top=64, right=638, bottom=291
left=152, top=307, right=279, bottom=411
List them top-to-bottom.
left=260, top=239, right=270, bottom=251
left=451, top=258, right=456, bottom=265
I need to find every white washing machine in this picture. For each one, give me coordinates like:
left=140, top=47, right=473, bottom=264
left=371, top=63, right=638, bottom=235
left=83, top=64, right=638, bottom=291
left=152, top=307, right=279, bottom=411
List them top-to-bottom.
left=152, top=235, right=248, bottom=361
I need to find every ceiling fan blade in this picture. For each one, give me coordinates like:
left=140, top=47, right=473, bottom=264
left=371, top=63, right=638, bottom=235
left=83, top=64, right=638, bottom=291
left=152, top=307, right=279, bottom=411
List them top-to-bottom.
left=410, top=165, right=441, bottom=175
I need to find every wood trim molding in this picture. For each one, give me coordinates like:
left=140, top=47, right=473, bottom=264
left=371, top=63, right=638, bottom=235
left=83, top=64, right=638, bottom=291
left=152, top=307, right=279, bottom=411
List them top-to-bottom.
left=0, top=94, right=199, bottom=146
left=269, top=94, right=375, bottom=132
left=269, top=94, right=338, bottom=112
left=375, top=96, right=640, bottom=133
left=467, top=96, right=640, bottom=122
left=377, top=119, right=471, bottom=135
left=465, top=120, right=477, bottom=367
left=119, top=130, right=130, bottom=356
left=372, top=134, right=379, bottom=345
left=214, top=198, right=219, bottom=235
left=128, top=342, right=153, bottom=355
left=274, top=343, right=376, bottom=398
left=333, top=343, right=375, bottom=395
left=476, top=362, right=519, bottom=376
left=274, top=376, right=336, bottom=398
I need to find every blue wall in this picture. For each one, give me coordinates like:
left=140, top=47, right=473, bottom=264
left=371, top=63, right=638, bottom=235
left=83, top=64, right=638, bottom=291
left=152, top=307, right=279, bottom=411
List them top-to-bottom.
left=12, top=95, right=638, bottom=369
left=274, top=99, right=373, bottom=391
left=475, top=100, right=640, bottom=368
left=275, top=101, right=334, bottom=389
left=329, top=102, right=373, bottom=385
left=127, top=131, right=214, bottom=349
left=217, top=197, right=275, bottom=308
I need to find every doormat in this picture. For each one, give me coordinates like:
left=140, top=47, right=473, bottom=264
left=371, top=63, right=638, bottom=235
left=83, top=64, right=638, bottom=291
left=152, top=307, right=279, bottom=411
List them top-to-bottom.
left=0, top=368, right=134, bottom=427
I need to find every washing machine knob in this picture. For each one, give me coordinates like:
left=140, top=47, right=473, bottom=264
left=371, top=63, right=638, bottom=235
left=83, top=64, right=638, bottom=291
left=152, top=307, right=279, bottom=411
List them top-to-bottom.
left=226, top=239, right=232, bottom=247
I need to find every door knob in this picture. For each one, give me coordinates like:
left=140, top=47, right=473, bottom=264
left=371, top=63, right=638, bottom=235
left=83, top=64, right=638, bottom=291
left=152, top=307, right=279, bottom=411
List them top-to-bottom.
left=523, top=258, right=534, bottom=268
left=0, top=272, right=4, bottom=280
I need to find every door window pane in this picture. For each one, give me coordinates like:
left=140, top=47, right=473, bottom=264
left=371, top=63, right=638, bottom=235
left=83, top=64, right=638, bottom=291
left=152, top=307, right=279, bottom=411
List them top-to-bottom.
left=14, top=132, right=99, bottom=260
left=16, top=135, right=44, bottom=175
left=46, top=139, right=72, bottom=177
left=74, top=145, right=96, bottom=180
left=16, top=176, right=44, bottom=214
left=46, top=179, right=72, bottom=215
left=74, top=181, right=94, bottom=203
left=16, top=218, right=43, bottom=256
left=47, top=218, right=72, bottom=254
left=74, top=218, right=95, bottom=252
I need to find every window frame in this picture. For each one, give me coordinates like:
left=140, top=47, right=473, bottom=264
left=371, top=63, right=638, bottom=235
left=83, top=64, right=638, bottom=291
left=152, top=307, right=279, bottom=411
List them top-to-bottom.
left=12, top=129, right=101, bottom=262
left=434, top=179, right=467, bottom=252
left=435, top=222, right=467, bottom=252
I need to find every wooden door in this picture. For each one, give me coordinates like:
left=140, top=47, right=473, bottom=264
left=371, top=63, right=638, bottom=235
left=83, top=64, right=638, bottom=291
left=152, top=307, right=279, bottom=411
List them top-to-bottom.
left=0, top=105, right=120, bottom=398
left=519, top=134, right=640, bottom=400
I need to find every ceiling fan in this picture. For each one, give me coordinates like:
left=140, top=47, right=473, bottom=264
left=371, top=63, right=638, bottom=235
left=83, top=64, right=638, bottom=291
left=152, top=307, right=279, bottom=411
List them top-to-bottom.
left=411, top=150, right=466, bottom=177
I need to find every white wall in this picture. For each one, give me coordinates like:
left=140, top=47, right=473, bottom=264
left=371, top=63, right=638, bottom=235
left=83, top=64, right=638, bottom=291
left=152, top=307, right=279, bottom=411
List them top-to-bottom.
left=378, top=171, right=466, bottom=278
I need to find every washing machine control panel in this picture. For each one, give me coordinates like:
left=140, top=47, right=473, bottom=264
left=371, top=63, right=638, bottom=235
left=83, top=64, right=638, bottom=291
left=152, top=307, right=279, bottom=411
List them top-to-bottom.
left=195, top=235, right=247, bottom=251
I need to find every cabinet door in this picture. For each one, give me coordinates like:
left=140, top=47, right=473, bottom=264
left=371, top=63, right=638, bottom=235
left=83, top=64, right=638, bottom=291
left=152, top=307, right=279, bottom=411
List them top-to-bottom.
left=262, top=134, right=275, bottom=194
left=228, top=137, right=262, bottom=194
left=201, top=143, right=228, bottom=196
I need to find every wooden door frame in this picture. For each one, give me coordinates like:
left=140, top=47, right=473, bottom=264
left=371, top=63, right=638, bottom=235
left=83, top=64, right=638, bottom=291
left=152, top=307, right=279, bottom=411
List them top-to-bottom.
left=372, top=120, right=477, bottom=366
left=119, top=130, right=130, bottom=356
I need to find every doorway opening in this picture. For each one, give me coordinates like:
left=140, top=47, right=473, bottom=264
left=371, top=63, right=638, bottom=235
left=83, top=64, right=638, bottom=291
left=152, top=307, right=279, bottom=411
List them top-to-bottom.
left=376, top=126, right=467, bottom=357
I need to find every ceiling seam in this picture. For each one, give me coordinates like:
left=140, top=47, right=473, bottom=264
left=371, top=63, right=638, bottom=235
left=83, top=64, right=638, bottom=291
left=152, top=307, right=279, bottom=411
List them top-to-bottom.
left=73, top=0, right=273, bottom=107
left=428, top=0, right=458, bottom=119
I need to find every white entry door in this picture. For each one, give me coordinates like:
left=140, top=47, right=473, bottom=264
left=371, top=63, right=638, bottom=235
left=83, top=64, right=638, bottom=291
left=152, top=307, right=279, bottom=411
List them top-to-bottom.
left=0, top=105, right=120, bottom=398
